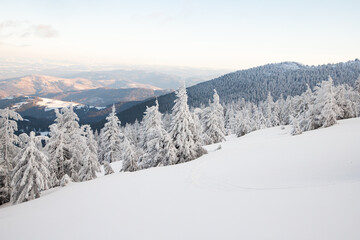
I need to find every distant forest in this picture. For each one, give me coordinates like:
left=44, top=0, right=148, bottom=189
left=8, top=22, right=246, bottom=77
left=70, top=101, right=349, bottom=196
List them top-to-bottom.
left=98, top=60, right=360, bottom=129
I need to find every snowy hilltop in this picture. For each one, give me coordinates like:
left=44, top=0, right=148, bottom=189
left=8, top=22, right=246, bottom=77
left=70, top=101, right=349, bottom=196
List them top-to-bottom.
left=0, top=118, right=359, bottom=240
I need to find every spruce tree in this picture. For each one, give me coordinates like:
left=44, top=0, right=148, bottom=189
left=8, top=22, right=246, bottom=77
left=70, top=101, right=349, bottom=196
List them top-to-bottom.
left=355, top=75, right=360, bottom=94
left=314, top=77, right=341, bottom=128
left=170, top=84, right=206, bottom=163
left=201, top=89, right=226, bottom=145
left=139, top=100, right=176, bottom=169
left=224, top=104, right=236, bottom=134
left=62, top=105, right=85, bottom=182
left=100, top=105, right=122, bottom=163
left=0, top=108, right=22, bottom=204
left=46, top=109, right=67, bottom=187
left=235, top=109, right=251, bottom=137
left=290, top=115, right=302, bottom=136
left=79, top=125, right=100, bottom=181
left=11, top=132, right=50, bottom=204
left=121, top=136, right=138, bottom=172
left=103, top=161, right=114, bottom=175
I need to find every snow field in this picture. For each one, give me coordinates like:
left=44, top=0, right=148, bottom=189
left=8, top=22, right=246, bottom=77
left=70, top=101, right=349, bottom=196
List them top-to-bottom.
left=1, top=118, right=360, bottom=240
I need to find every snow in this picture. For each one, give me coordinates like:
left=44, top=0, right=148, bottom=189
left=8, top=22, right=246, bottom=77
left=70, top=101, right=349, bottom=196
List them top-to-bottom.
left=1, top=96, right=14, bottom=100
left=36, top=97, right=82, bottom=111
left=11, top=101, right=28, bottom=110
left=92, top=106, right=106, bottom=110
left=1, top=118, right=360, bottom=240
left=39, top=131, right=50, bottom=136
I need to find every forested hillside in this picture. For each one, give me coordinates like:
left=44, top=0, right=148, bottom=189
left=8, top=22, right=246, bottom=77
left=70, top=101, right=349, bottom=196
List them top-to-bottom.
left=108, top=60, right=360, bottom=126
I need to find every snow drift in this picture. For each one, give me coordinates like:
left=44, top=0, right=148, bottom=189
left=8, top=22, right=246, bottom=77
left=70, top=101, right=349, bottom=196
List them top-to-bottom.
left=1, top=118, right=360, bottom=240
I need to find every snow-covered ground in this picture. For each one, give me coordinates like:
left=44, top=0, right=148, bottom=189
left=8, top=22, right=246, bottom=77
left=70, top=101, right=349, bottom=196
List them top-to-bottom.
left=36, top=97, right=82, bottom=111
left=1, top=118, right=360, bottom=240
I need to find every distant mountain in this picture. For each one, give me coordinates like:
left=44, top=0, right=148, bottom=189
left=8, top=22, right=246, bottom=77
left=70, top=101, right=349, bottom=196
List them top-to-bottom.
left=0, top=56, right=229, bottom=92
left=98, top=60, right=360, bottom=128
left=59, top=67, right=229, bottom=90
left=61, top=69, right=183, bottom=90
left=0, top=74, right=163, bottom=98
left=0, top=75, right=100, bottom=97
left=39, top=88, right=173, bottom=107
left=0, top=96, right=141, bottom=133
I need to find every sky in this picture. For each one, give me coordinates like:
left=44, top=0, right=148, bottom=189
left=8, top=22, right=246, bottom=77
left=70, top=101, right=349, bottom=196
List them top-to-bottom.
left=0, top=0, right=359, bottom=70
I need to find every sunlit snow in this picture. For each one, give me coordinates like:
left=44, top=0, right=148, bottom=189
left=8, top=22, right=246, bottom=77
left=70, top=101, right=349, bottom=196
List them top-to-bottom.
left=1, top=118, right=359, bottom=240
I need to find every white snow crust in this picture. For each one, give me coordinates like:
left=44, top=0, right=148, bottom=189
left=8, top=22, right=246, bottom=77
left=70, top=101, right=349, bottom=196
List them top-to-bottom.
left=1, top=118, right=360, bottom=240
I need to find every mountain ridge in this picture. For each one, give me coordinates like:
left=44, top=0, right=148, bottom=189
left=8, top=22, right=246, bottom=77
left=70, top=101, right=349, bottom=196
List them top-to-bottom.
left=105, top=59, right=360, bottom=127
left=0, top=74, right=163, bottom=98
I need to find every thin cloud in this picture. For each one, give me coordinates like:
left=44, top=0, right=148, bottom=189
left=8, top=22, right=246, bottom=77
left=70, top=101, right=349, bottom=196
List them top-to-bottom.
left=0, top=20, right=59, bottom=39
left=0, top=20, right=21, bottom=30
left=32, top=24, right=58, bottom=38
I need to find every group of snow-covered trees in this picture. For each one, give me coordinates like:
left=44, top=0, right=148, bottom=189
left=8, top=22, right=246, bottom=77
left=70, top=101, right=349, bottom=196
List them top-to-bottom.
left=1, top=76, right=360, bottom=205
left=224, top=76, right=360, bottom=136
left=98, top=84, right=210, bottom=172
left=0, top=106, right=101, bottom=204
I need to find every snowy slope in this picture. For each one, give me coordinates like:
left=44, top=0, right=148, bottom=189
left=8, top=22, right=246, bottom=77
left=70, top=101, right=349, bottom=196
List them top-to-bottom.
left=36, top=97, right=82, bottom=111
left=1, top=118, right=360, bottom=240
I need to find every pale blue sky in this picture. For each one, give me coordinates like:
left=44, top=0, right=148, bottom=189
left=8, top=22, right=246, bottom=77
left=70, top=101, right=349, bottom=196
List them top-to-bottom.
left=0, top=0, right=359, bottom=69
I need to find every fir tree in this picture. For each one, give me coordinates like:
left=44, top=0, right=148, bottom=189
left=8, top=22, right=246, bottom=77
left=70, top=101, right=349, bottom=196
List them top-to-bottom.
left=355, top=75, right=360, bottom=94
left=314, top=77, right=342, bottom=128
left=170, top=84, right=206, bottom=163
left=201, top=89, right=226, bottom=145
left=139, top=100, right=176, bottom=169
left=224, top=104, right=236, bottom=134
left=62, top=105, right=85, bottom=182
left=100, top=105, right=122, bottom=163
left=0, top=108, right=22, bottom=204
left=45, top=109, right=67, bottom=187
left=192, top=109, right=205, bottom=147
left=235, top=109, right=251, bottom=137
left=290, top=115, right=302, bottom=136
left=79, top=125, right=100, bottom=181
left=11, top=132, right=50, bottom=204
left=121, top=136, right=138, bottom=172
left=103, top=161, right=114, bottom=175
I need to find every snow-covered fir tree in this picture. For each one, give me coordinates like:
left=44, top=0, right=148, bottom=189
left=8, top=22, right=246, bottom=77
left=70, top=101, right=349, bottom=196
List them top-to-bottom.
left=355, top=75, right=360, bottom=94
left=313, top=77, right=342, bottom=128
left=169, top=84, right=206, bottom=164
left=335, top=84, right=357, bottom=119
left=293, top=85, right=316, bottom=131
left=201, top=89, right=226, bottom=145
left=264, top=92, right=280, bottom=127
left=139, top=100, right=176, bottom=169
left=224, top=103, right=237, bottom=135
left=46, top=105, right=85, bottom=184
left=62, top=105, right=86, bottom=182
left=100, top=105, right=122, bottom=163
left=0, top=108, right=22, bottom=204
left=192, top=108, right=204, bottom=146
left=45, top=109, right=67, bottom=187
left=235, top=109, right=251, bottom=137
left=162, top=113, right=172, bottom=132
left=290, top=115, right=302, bottom=136
left=124, top=120, right=141, bottom=147
left=79, top=125, right=100, bottom=181
left=11, top=131, right=50, bottom=204
left=121, top=136, right=138, bottom=172
left=103, top=161, right=114, bottom=175
left=60, top=174, right=72, bottom=187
